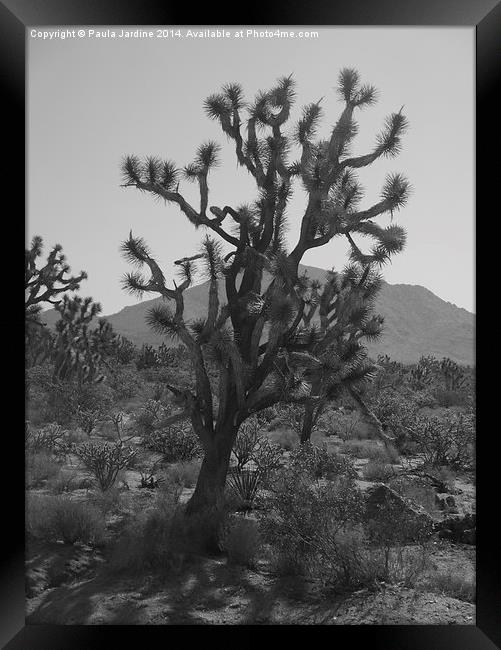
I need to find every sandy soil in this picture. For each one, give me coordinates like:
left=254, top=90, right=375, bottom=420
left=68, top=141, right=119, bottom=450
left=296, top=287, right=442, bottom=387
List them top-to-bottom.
left=26, top=538, right=475, bottom=625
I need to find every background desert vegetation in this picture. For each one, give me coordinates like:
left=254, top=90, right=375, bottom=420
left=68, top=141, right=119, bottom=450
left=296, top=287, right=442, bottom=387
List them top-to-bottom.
left=25, top=68, right=475, bottom=625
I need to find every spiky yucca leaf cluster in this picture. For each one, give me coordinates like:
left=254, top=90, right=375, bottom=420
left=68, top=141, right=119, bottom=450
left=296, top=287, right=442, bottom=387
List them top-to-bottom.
left=121, top=155, right=179, bottom=190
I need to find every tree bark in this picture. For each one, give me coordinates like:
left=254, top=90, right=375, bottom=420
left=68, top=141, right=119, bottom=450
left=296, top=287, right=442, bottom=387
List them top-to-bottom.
left=348, top=387, right=396, bottom=447
left=300, top=402, right=315, bottom=444
left=185, top=427, right=237, bottom=516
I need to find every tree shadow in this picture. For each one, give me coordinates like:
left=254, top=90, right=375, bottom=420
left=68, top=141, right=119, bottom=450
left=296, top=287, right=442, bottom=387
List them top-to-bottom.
left=26, top=546, right=330, bottom=625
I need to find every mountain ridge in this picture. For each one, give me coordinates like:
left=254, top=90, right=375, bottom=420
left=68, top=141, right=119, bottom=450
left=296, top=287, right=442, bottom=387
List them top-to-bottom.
left=40, top=264, right=474, bottom=366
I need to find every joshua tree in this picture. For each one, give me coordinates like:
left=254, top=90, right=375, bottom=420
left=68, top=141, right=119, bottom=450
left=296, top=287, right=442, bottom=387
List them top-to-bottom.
left=120, top=69, right=410, bottom=514
left=25, top=236, right=88, bottom=367
left=25, top=236, right=87, bottom=324
left=293, top=264, right=386, bottom=443
left=52, top=295, right=116, bottom=385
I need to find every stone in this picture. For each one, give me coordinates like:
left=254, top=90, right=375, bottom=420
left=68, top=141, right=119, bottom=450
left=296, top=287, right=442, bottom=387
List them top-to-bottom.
left=364, top=483, right=434, bottom=542
left=435, top=493, right=457, bottom=511
left=435, top=513, right=476, bottom=544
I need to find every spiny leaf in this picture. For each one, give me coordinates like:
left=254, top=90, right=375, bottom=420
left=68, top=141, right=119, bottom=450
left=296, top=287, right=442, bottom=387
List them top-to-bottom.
left=337, top=68, right=360, bottom=103
left=223, top=82, right=245, bottom=109
left=204, top=93, right=231, bottom=120
left=376, top=111, right=409, bottom=157
left=196, top=141, right=221, bottom=170
left=121, top=155, right=142, bottom=184
left=381, top=173, right=411, bottom=210
left=120, top=233, right=151, bottom=266
left=145, top=305, right=180, bottom=340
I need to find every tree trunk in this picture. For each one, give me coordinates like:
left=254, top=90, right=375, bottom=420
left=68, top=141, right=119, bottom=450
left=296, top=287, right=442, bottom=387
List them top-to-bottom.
left=348, top=387, right=396, bottom=448
left=300, top=402, right=315, bottom=444
left=185, top=428, right=237, bottom=516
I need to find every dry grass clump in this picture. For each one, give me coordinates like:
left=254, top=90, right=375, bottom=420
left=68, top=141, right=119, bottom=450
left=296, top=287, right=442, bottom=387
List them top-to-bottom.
left=340, top=439, right=379, bottom=458
left=340, top=440, right=400, bottom=464
left=26, top=451, right=61, bottom=487
left=162, top=459, right=202, bottom=488
left=362, top=460, right=396, bottom=482
left=46, top=469, right=79, bottom=494
left=109, top=493, right=182, bottom=573
left=26, top=494, right=106, bottom=546
left=222, top=516, right=262, bottom=568
left=422, top=570, right=475, bottom=602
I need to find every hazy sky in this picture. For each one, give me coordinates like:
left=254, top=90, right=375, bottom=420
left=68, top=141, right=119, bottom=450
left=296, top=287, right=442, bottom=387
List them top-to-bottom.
left=28, top=27, right=474, bottom=315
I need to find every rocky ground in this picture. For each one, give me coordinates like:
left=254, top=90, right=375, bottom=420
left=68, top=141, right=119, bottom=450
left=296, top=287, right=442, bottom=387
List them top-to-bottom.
left=26, top=437, right=476, bottom=626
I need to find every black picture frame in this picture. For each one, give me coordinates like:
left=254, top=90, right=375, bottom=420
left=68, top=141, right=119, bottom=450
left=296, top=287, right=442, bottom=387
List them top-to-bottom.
left=3, top=0, right=498, bottom=647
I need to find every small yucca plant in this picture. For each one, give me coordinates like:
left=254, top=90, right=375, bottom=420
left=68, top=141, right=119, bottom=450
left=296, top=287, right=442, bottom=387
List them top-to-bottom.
left=227, top=468, right=261, bottom=510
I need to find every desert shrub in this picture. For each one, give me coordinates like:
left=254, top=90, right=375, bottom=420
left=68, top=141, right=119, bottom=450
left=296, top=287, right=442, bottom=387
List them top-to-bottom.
left=108, top=335, right=137, bottom=366
left=135, top=344, right=160, bottom=370
left=107, top=365, right=141, bottom=399
left=26, top=366, right=114, bottom=426
left=40, top=378, right=77, bottom=425
left=73, top=382, right=114, bottom=416
left=150, top=382, right=167, bottom=402
left=434, top=388, right=468, bottom=408
left=412, top=389, right=438, bottom=409
left=370, top=392, right=418, bottom=453
left=133, top=399, right=169, bottom=435
left=273, top=403, right=327, bottom=440
left=256, top=404, right=283, bottom=426
left=75, top=405, right=103, bottom=436
left=329, top=409, right=367, bottom=441
left=410, top=412, right=474, bottom=469
left=232, top=418, right=261, bottom=471
left=25, top=422, right=70, bottom=459
left=144, top=425, right=201, bottom=463
left=269, top=428, right=298, bottom=451
left=252, top=439, right=283, bottom=479
left=340, top=439, right=380, bottom=458
left=74, top=440, right=137, bottom=491
left=290, top=442, right=357, bottom=481
left=361, top=443, right=400, bottom=464
left=384, top=444, right=401, bottom=464
left=26, top=451, right=61, bottom=487
left=265, top=453, right=428, bottom=591
left=163, top=459, right=202, bottom=488
left=362, top=460, right=396, bottom=483
left=428, top=466, right=457, bottom=492
left=47, top=469, right=79, bottom=494
left=262, top=469, right=364, bottom=576
left=91, top=485, right=130, bottom=515
left=110, top=493, right=182, bottom=572
left=26, top=494, right=106, bottom=545
left=176, top=496, right=232, bottom=554
left=223, top=516, right=261, bottom=568
left=314, top=524, right=430, bottom=590
left=422, top=570, right=475, bottom=602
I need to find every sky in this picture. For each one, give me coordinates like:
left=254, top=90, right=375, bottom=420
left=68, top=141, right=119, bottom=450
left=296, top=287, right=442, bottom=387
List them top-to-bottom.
left=28, top=27, right=474, bottom=315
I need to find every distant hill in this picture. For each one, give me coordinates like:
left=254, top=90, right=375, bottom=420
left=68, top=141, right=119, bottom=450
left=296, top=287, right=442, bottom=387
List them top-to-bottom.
left=41, top=264, right=475, bottom=366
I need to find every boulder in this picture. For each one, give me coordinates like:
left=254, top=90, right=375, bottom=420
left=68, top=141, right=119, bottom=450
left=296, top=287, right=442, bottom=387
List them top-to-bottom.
left=364, top=483, right=434, bottom=542
left=435, top=493, right=457, bottom=511
left=435, top=513, right=476, bottom=545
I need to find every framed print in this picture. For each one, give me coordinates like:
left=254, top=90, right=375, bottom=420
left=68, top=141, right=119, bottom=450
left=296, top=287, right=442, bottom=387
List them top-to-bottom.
left=3, top=0, right=499, bottom=647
